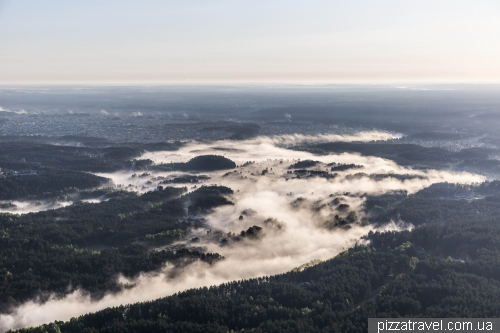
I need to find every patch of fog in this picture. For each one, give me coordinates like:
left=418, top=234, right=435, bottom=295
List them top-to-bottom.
left=264, top=131, right=402, bottom=146
left=47, top=141, right=86, bottom=147
left=93, top=170, right=189, bottom=194
left=81, top=198, right=111, bottom=204
left=0, top=201, right=73, bottom=215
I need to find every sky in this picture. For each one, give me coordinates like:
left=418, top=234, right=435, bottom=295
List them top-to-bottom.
left=0, top=0, right=499, bottom=84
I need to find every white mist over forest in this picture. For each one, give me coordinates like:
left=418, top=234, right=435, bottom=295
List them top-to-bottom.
left=0, top=131, right=481, bottom=331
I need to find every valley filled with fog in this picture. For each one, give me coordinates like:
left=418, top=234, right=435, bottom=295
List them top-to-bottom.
left=2, top=0, right=499, bottom=330
left=1, top=85, right=500, bottom=332
left=0, top=130, right=483, bottom=330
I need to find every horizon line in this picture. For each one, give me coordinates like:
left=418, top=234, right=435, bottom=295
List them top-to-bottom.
left=1, top=81, right=500, bottom=87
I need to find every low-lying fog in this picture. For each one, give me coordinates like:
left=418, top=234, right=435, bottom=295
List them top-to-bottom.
left=0, top=131, right=482, bottom=331
left=0, top=200, right=73, bottom=215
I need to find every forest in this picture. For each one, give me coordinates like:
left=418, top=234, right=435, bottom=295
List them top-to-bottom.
left=161, top=121, right=261, bottom=141
left=0, top=140, right=186, bottom=201
left=0, top=142, right=181, bottom=173
left=300, top=142, right=499, bottom=173
left=153, top=155, right=237, bottom=172
left=0, top=168, right=108, bottom=200
left=160, top=175, right=210, bottom=184
left=9, top=181, right=500, bottom=333
left=0, top=185, right=233, bottom=312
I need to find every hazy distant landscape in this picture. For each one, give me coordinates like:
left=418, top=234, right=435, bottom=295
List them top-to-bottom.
left=0, top=85, right=498, bottom=332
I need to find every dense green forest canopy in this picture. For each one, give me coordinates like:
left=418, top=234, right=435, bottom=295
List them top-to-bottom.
left=161, top=121, right=261, bottom=141
left=0, top=139, right=186, bottom=201
left=0, top=141, right=182, bottom=173
left=0, top=143, right=141, bottom=172
left=154, top=155, right=237, bottom=172
left=288, top=160, right=320, bottom=169
left=328, top=162, right=363, bottom=172
left=0, top=168, right=108, bottom=200
left=289, top=169, right=338, bottom=180
left=345, top=173, right=426, bottom=182
left=160, top=175, right=210, bottom=184
left=0, top=185, right=233, bottom=311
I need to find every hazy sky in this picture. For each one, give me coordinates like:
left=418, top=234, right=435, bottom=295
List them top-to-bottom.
left=1, top=0, right=499, bottom=84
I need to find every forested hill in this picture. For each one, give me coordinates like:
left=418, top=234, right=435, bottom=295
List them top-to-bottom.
left=153, top=155, right=237, bottom=172
left=13, top=183, right=500, bottom=333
